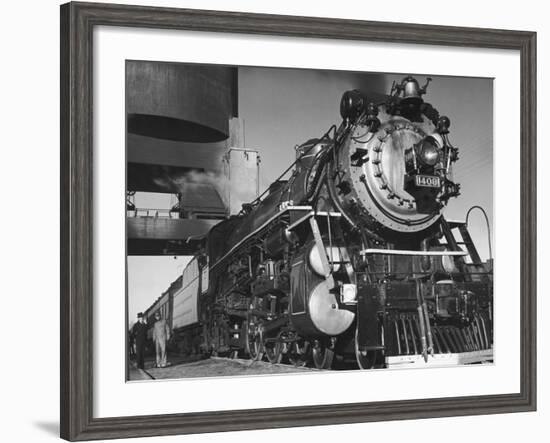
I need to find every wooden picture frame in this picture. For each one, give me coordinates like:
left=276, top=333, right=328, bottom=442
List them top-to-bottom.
left=60, top=1, right=536, bottom=440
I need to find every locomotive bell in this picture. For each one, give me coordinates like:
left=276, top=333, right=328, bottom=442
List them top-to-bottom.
left=391, top=76, right=432, bottom=109
left=402, top=77, right=423, bottom=106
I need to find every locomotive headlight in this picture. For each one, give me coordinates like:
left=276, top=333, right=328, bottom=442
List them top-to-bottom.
left=419, top=136, right=441, bottom=166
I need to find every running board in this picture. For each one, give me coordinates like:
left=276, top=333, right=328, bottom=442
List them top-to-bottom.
left=360, top=249, right=467, bottom=257
left=385, top=348, right=493, bottom=369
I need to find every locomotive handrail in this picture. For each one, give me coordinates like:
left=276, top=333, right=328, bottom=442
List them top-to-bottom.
left=209, top=205, right=314, bottom=271
left=466, top=205, right=493, bottom=260
left=286, top=210, right=341, bottom=231
left=360, top=249, right=468, bottom=256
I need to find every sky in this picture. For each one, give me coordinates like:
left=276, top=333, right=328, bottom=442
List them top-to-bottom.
left=128, top=66, right=493, bottom=323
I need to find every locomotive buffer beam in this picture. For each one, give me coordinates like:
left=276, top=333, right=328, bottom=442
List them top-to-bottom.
left=386, top=349, right=493, bottom=369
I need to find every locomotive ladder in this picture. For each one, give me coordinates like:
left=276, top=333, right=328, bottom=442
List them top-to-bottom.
left=442, top=218, right=492, bottom=278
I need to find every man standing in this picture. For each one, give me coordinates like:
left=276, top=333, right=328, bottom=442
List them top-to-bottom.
left=153, top=311, right=171, bottom=368
left=131, top=312, right=147, bottom=369
left=128, top=329, right=136, bottom=360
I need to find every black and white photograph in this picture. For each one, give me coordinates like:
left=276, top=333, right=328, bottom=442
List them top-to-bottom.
left=1, top=0, right=544, bottom=440
left=1, top=0, right=543, bottom=440
left=126, top=61, right=494, bottom=381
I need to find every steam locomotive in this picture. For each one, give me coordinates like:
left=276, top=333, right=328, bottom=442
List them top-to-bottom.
left=167, top=76, right=493, bottom=370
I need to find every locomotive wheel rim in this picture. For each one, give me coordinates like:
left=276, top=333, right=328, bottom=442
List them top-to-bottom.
left=245, top=313, right=264, bottom=361
left=262, top=331, right=283, bottom=364
left=288, top=340, right=310, bottom=367
left=312, top=340, right=335, bottom=370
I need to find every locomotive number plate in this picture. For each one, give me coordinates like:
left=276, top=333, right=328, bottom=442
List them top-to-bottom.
left=415, top=175, right=441, bottom=188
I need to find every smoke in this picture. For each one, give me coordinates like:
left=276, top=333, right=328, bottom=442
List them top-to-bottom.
left=170, top=168, right=260, bottom=215
left=168, top=169, right=230, bottom=209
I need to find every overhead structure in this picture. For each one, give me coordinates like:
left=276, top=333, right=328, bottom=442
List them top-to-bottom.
left=126, top=61, right=242, bottom=256
left=127, top=61, right=238, bottom=142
